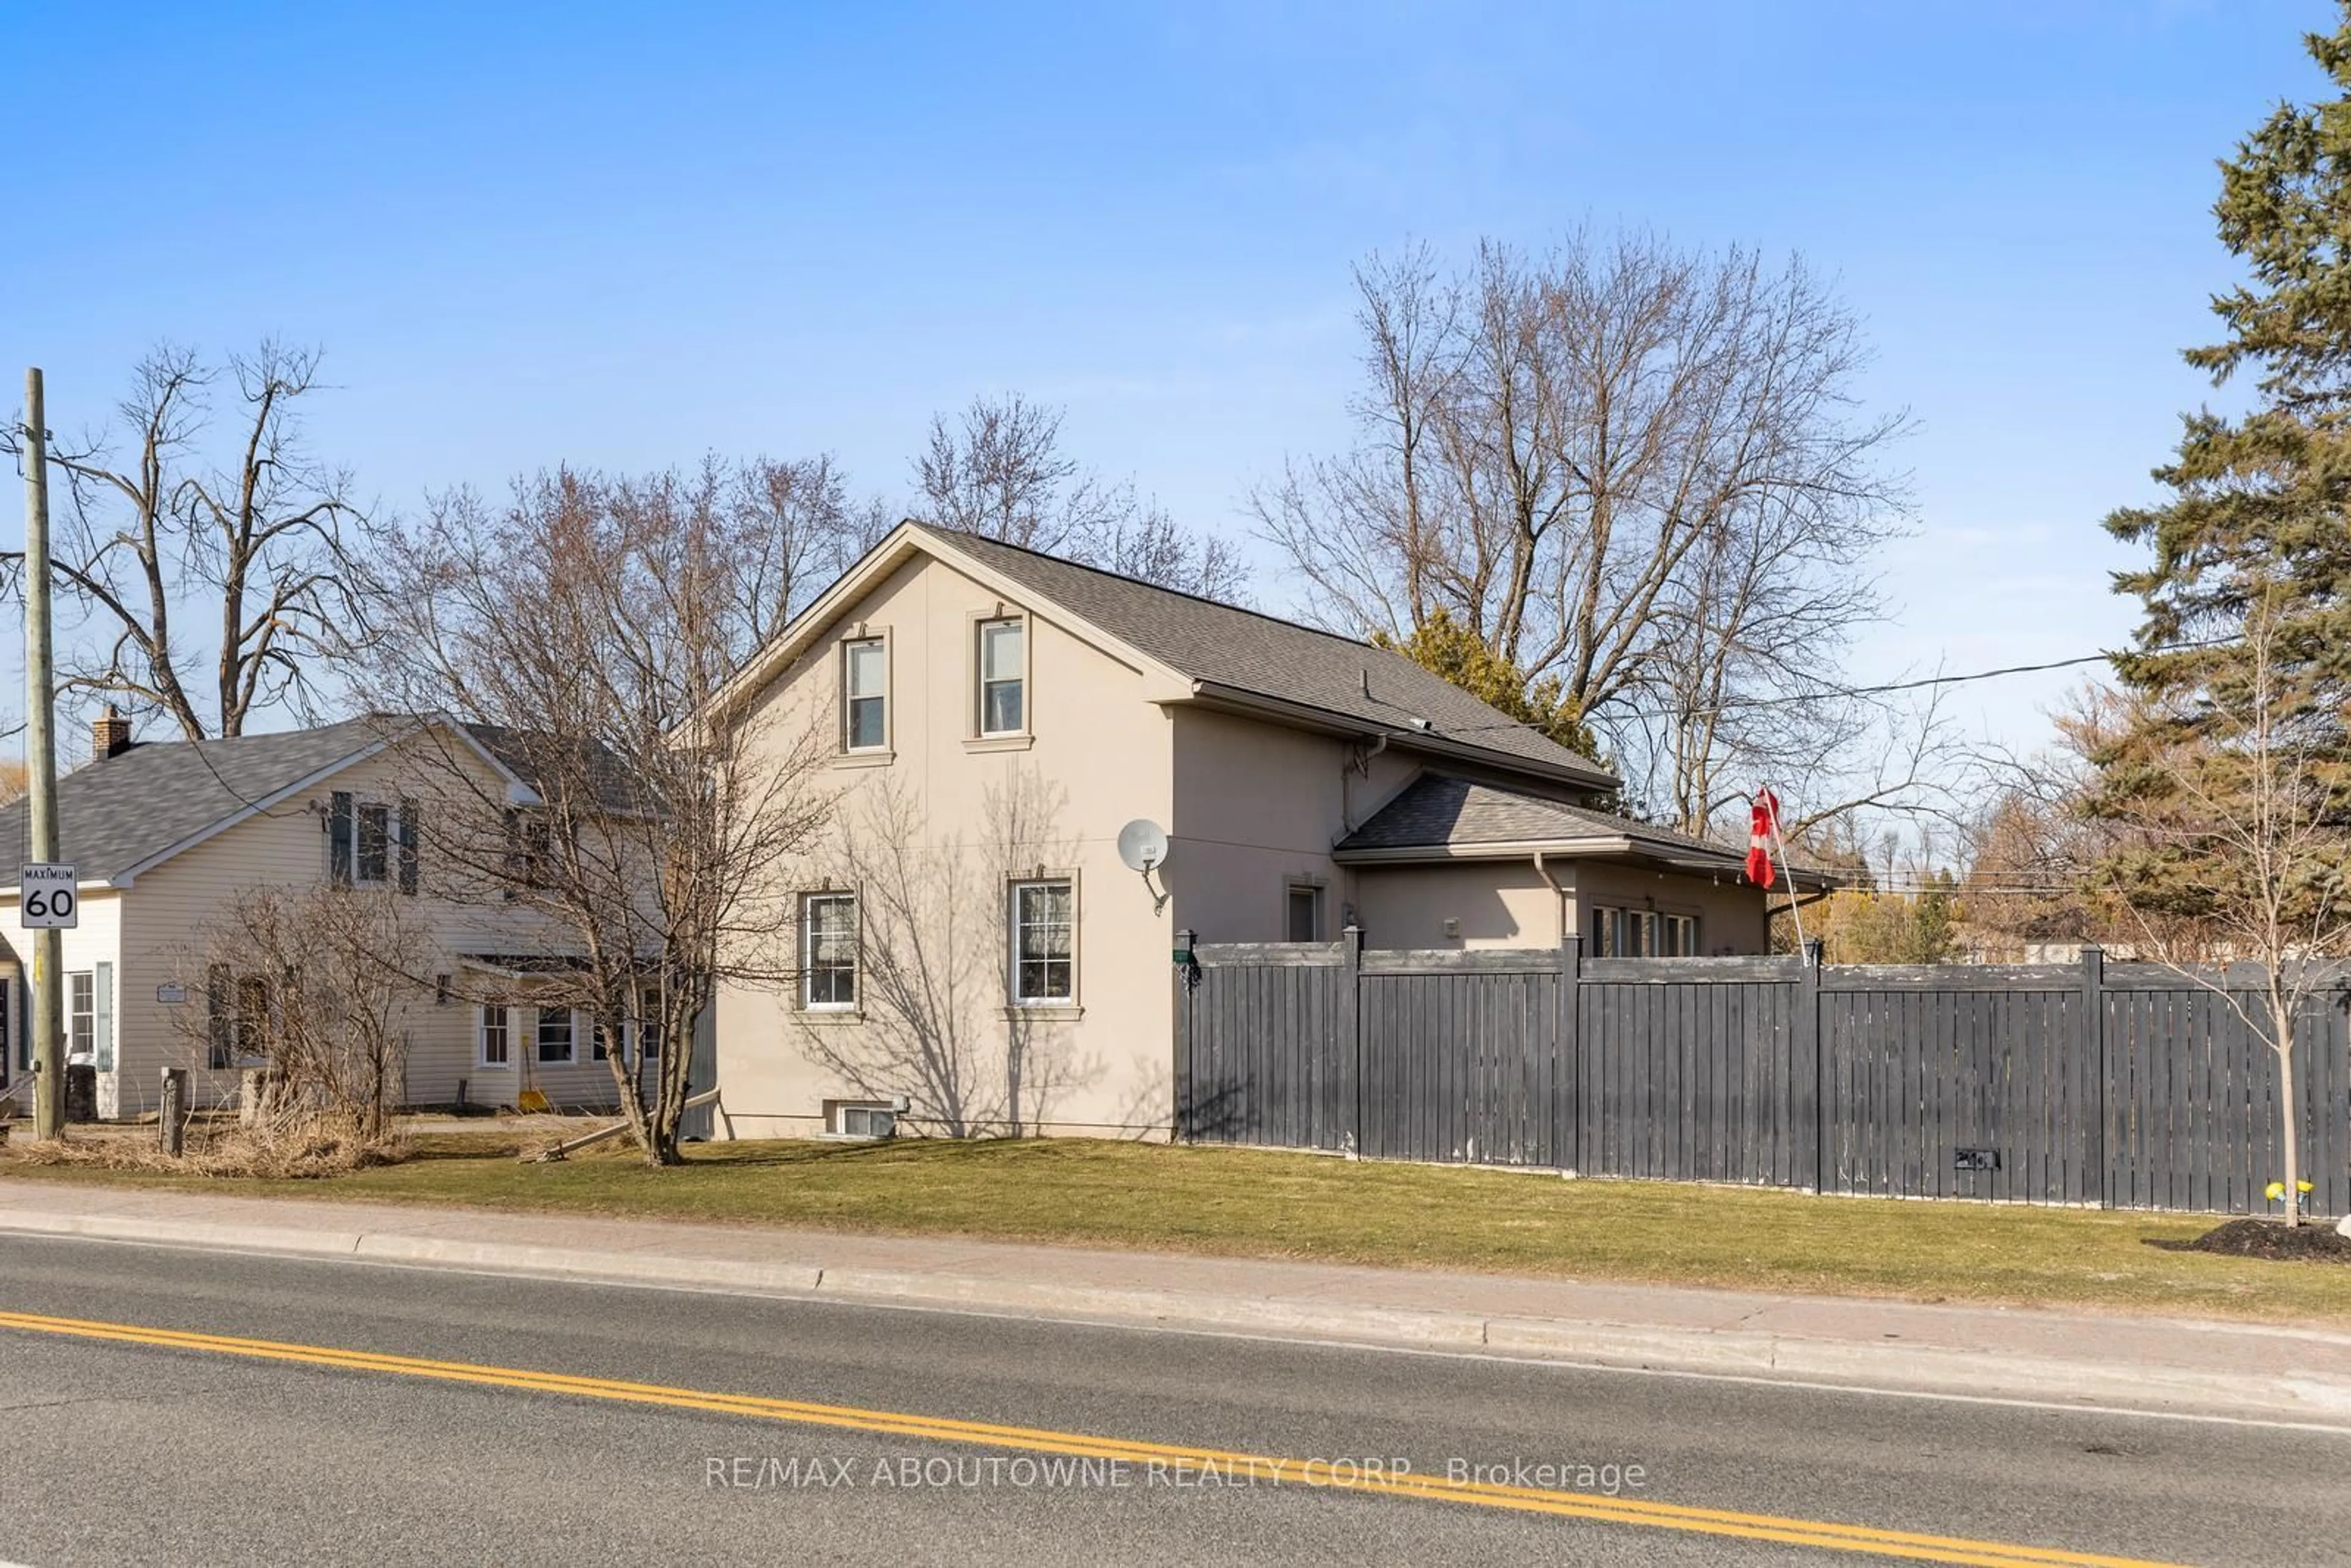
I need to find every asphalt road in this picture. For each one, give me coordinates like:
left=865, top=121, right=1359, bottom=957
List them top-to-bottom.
left=0, top=1236, right=2345, bottom=1567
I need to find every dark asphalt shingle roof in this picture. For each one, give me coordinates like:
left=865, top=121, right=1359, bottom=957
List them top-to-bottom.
left=925, top=527, right=1617, bottom=787
left=0, top=717, right=384, bottom=883
left=0, top=717, right=637, bottom=886
left=1337, top=773, right=1744, bottom=863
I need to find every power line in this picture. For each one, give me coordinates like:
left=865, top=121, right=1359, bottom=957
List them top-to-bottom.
left=1438, top=637, right=2236, bottom=735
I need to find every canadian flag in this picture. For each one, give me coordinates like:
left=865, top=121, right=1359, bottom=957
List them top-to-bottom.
left=1745, top=788, right=1782, bottom=888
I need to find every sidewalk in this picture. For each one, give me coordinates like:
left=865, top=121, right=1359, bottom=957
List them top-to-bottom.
left=4, top=1177, right=2347, bottom=1425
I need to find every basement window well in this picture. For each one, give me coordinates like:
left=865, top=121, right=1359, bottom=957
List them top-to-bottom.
left=827, top=1101, right=897, bottom=1139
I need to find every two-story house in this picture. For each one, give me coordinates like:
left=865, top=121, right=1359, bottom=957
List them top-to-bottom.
left=708, top=523, right=1815, bottom=1143
left=0, top=710, right=651, bottom=1122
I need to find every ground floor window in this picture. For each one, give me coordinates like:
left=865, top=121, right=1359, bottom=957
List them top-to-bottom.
left=1010, top=878, right=1074, bottom=1003
left=1286, top=882, right=1324, bottom=943
left=803, top=892, right=858, bottom=1010
left=1591, top=907, right=1700, bottom=958
left=1660, top=913, right=1698, bottom=956
left=204, top=967, right=271, bottom=1070
left=67, top=972, right=94, bottom=1060
left=639, top=987, right=662, bottom=1060
left=478, top=1004, right=512, bottom=1068
left=536, top=1007, right=576, bottom=1064
left=828, top=1101, right=896, bottom=1139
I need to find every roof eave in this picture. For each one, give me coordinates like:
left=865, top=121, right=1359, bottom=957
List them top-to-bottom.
left=1180, top=681, right=1619, bottom=792
left=1332, top=836, right=1831, bottom=890
left=1333, top=836, right=1633, bottom=865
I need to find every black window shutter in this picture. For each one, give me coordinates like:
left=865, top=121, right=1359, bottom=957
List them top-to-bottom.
left=329, top=792, right=354, bottom=885
left=397, top=800, right=419, bottom=895
left=206, top=964, right=231, bottom=1070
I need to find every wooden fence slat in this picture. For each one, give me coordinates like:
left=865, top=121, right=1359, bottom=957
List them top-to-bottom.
left=1176, top=945, right=2345, bottom=1214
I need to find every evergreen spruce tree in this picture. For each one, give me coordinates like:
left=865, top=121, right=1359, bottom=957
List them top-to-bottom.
left=2096, top=6, right=2351, bottom=1224
left=1371, top=609, right=1603, bottom=763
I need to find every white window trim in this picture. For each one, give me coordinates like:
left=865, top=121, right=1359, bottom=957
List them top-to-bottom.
left=971, top=609, right=1032, bottom=741
left=841, top=629, right=893, bottom=757
left=328, top=793, right=421, bottom=893
left=1007, top=872, right=1078, bottom=1008
left=1283, top=879, right=1326, bottom=943
left=801, top=890, right=860, bottom=1011
left=1589, top=904, right=1701, bottom=958
left=1660, top=912, right=1700, bottom=958
left=66, top=970, right=95, bottom=1062
left=637, top=988, right=664, bottom=1060
left=477, top=1003, right=514, bottom=1070
left=534, top=1005, right=579, bottom=1066
left=823, top=1100, right=898, bottom=1140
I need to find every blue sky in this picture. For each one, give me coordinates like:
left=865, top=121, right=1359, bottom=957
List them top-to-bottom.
left=0, top=0, right=2327, bottom=760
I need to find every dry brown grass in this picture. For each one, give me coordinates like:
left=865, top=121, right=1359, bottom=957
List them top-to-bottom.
left=10, top=1114, right=408, bottom=1180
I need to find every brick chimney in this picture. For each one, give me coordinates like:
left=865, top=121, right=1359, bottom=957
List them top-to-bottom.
left=92, top=703, right=132, bottom=760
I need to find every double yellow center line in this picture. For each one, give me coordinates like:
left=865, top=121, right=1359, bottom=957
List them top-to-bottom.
left=0, top=1308, right=2183, bottom=1567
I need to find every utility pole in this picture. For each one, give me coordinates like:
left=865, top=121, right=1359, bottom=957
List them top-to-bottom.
left=22, top=367, right=63, bottom=1141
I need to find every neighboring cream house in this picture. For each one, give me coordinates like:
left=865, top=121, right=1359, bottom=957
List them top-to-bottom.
left=710, top=523, right=1817, bottom=1144
left=0, top=712, right=649, bottom=1122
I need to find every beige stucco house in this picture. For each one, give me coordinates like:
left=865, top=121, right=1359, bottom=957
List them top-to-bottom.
left=709, top=523, right=1813, bottom=1144
left=0, top=713, right=651, bottom=1122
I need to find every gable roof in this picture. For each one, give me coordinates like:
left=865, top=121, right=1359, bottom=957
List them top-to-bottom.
left=723, top=522, right=1617, bottom=791
left=0, top=715, right=607, bottom=891
left=0, top=718, right=387, bottom=887
left=1335, top=772, right=1836, bottom=888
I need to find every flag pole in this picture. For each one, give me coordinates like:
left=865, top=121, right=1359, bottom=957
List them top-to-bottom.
left=1761, top=783, right=1809, bottom=953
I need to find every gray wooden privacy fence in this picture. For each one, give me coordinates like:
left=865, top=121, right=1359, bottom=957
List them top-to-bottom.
left=1172, top=931, right=2351, bottom=1215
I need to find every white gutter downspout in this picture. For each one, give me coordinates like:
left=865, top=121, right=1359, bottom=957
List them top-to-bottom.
left=1341, top=732, right=1390, bottom=833
left=1532, top=849, right=1571, bottom=946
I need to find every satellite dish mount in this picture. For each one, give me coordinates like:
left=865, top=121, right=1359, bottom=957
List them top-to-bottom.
left=1117, top=819, right=1172, bottom=917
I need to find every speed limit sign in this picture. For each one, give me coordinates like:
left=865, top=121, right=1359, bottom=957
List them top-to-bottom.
left=20, top=864, right=78, bottom=929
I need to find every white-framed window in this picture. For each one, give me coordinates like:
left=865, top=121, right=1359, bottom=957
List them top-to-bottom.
left=978, top=617, right=1026, bottom=736
left=844, top=636, right=888, bottom=752
left=329, top=791, right=418, bottom=893
left=356, top=801, right=392, bottom=886
left=503, top=809, right=555, bottom=889
left=1010, top=877, right=1074, bottom=1004
left=1285, top=882, right=1324, bottom=943
left=803, top=892, right=858, bottom=1010
left=1592, top=906, right=1626, bottom=957
left=1591, top=907, right=1695, bottom=957
left=203, top=967, right=271, bottom=1069
left=67, top=971, right=94, bottom=1060
left=639, top=986, right=662, bottom=1059
left=478, top=1004, right=512, bottom=1068
left=536, top=1006, right=577, bottom=1065
left=828, top=1101, right=896, bottom=1139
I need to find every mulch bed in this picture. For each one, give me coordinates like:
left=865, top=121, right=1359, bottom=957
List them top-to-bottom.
left=2146, top=1218, right=2351, bottom=1262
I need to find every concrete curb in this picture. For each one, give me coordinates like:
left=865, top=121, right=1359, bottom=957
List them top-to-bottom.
left=9, top=1206, right=2351, bottom=1425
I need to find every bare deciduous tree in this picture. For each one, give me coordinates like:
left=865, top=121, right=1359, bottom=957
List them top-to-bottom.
left=1253, top=234, right=1916, bottom=833
left=2, top=342, right=382, bottom=738
left=918, top=392, right=1245, bottom=600
left=724, top=452, right=891, bottom=645
left=362, top=467, right=834, bottom=1164
left=2094, top=592, right=2351, bottom=1225
left=173, top=882, right=427, bottom=1141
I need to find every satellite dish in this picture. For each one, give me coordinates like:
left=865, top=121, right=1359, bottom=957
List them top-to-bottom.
left=1117, top=819, right=1170, bottom=873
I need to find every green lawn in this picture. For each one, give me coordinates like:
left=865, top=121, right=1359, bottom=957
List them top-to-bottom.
left=4, top=1131, right=2344, bottom=1325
